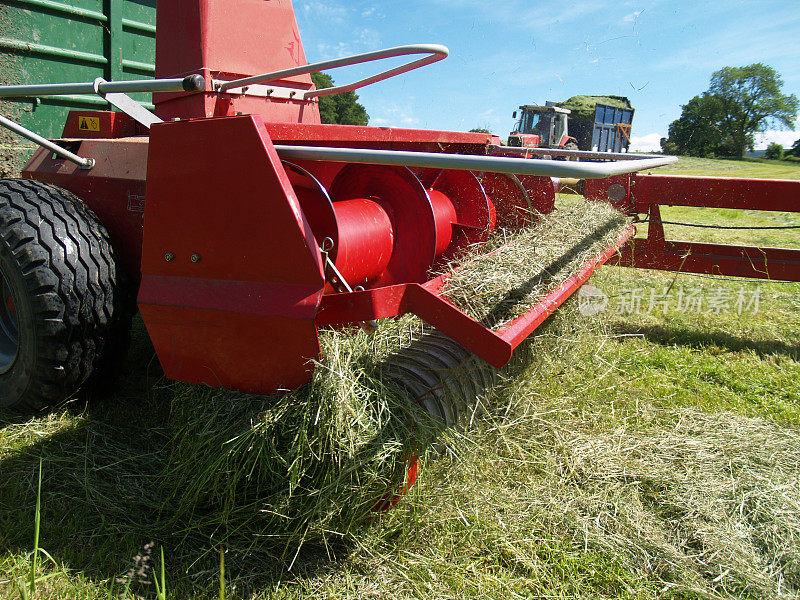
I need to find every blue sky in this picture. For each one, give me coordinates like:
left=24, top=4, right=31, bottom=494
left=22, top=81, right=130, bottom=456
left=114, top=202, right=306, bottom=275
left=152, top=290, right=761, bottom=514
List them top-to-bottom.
left=293, top=0, right=800, bottom=151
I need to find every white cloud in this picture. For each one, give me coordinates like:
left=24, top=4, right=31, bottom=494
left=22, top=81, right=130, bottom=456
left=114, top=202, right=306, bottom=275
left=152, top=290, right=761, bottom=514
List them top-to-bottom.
left=301, top=1, right=346, bottom=23
left=316, top=29, right=380, bottom=60
left=370, top=103, right=420, bottom=128
left=754, top=129, right=800, bottom=150
left=629, top=132, right=664, bottom=152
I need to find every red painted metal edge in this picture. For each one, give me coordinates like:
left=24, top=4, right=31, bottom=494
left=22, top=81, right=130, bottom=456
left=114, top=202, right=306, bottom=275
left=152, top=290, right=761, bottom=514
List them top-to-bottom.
left=631, top=174, right=800, bottom=213
left=495, top=224, right=636, bottom=349
left=613, top=238, right=800, bottom=281
left=401, top=284, right=513, bottom=367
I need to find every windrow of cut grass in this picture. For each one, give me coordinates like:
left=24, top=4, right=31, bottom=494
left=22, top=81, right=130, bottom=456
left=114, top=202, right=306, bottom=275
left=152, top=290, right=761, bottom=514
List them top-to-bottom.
left=442, top=197, right=629, bottom=327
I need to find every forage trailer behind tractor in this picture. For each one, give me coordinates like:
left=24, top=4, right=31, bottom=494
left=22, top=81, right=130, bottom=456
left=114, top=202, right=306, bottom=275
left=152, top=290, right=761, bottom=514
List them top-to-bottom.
left=0, top=0, right=798, bottom=416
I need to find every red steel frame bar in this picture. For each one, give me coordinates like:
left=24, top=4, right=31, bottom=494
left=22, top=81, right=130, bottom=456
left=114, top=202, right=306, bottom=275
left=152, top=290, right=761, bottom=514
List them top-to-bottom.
left=590, top=174, right=800, bottom=281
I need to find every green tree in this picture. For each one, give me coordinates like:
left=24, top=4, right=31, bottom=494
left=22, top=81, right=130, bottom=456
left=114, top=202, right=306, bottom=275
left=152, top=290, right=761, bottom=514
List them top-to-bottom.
left=663, top=64, right=799, bottom=158
left=710, top=64, right=798, bottom=157
left=310, top=72, right=369, bottom=125
left=662, top=94, right=728, bottom=157
left=469, top=128, right=492, bottom=134
left=789, top=138, right=800, bottom=157
left=764, top=142, right=784, bottom=160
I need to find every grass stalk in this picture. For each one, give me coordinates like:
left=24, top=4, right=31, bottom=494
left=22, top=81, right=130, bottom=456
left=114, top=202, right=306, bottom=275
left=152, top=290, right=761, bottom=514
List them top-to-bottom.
left=28, top=458, right=42, bottom=596
left=153, top=546, right=167, bottom=600
left=219, top=546, right=225, bottom=600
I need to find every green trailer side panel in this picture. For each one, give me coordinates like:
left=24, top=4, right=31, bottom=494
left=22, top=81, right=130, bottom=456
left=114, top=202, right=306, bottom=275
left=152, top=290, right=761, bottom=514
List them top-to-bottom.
left=0, top=0, right=156, bottom=176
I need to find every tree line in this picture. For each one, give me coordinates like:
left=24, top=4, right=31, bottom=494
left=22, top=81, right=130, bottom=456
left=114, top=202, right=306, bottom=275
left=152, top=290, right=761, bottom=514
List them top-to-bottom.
left=661, top=63, right=798, bottom=159
left=311, top=72, right=369, bottom=126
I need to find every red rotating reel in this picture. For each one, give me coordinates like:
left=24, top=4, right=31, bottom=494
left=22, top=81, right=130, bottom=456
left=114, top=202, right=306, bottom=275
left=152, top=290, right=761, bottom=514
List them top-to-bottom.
left=286, top=161, right=497, bottom=290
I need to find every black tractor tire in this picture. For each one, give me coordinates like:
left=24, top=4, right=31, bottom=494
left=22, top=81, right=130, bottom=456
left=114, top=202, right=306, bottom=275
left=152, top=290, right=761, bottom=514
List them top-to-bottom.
left=564, top=140, right=580, bottom=161
left=0, top=179, right=128, bottom=412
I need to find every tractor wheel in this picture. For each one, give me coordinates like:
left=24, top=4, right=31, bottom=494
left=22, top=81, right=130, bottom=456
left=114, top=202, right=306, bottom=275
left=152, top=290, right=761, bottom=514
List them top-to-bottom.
left=563, top=140, right=579, bottom=161
left=0, top=179, right=128, bottom=412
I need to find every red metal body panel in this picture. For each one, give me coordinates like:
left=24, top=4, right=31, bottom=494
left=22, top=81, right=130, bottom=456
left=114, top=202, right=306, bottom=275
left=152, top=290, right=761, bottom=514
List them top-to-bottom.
left=153, top=0, right=319, bottom=123
left=138, top=115, right=325, bottom=392
left=264, top=122, right=500, bottom=152
left=586, top=174, right=800, bottom=282
left=631, top=174, right=800, bottom=212
left=616, top=239, right=800, bottom=281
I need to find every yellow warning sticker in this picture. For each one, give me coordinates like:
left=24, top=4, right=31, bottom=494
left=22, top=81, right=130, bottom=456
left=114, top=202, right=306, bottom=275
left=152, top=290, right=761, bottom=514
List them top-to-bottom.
left=78, top=116, right=100, bottom=132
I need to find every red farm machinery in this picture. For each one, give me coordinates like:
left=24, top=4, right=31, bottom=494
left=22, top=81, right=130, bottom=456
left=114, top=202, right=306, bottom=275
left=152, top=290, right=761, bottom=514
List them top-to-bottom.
left=0, top=0, right=798, bottom=417
left=509, top=104, right=579, bottom=152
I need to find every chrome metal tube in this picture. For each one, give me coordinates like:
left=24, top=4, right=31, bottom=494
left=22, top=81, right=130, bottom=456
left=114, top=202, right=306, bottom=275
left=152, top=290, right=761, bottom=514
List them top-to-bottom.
left=216, top=44, right=449, bottom=97
left=0, top=75, right=204, bottom=98
left=0, top=114, right=93, bottom=169
left=273, top=145, right=677, bottom=179
left=493, top=146, right=668, bottom=161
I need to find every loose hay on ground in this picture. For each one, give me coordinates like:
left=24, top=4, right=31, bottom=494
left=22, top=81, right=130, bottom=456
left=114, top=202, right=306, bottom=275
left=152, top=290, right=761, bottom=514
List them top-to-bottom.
left=163, top=316, right=439, bottom=553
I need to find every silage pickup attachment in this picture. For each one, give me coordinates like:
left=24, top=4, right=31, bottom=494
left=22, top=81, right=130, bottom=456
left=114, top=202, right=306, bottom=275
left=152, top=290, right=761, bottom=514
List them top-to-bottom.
left=0, top=0, right=797, bottom=414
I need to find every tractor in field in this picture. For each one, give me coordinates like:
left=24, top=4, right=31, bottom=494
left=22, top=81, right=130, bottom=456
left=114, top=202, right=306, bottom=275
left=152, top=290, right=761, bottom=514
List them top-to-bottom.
left=0, top=0, right=797, bottom=420
left=509, top=97, right=635, bottom=154
left=509, top=104, right=579, bottom=152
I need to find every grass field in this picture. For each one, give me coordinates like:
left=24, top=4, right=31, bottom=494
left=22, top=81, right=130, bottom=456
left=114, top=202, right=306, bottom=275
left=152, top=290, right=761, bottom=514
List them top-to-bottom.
left=1, top=157, right=799, bottom=599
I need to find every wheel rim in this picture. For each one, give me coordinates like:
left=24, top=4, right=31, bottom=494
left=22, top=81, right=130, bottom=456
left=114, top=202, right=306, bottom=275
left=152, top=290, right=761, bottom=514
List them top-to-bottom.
left=0, top=268, right=19, bottom=374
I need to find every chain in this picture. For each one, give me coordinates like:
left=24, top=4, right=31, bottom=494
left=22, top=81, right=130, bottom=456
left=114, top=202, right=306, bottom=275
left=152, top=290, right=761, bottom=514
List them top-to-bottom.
left=633, top=218, right=800, bottom=230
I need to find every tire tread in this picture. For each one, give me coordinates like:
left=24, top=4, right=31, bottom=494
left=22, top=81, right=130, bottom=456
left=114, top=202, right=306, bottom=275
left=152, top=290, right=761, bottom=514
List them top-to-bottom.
left=0, top=178, right=126, bottom=411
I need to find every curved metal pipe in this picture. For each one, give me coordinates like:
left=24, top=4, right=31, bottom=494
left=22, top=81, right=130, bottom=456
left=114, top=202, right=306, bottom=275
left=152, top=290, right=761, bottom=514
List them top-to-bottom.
left=215, top=44, right=449, bottom=97
left=274, top=145, right=677, bottom=179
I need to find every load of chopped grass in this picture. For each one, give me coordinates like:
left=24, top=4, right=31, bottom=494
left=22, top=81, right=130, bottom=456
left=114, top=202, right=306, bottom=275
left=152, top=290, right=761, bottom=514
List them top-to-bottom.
left=555, top=95, right=633, bottom=151
left=442, top=198, right=630, bottom=328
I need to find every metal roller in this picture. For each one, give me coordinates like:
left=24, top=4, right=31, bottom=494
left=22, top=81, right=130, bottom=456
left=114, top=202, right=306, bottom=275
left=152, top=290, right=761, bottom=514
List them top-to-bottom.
left=387, top=330, right=497, bottom=427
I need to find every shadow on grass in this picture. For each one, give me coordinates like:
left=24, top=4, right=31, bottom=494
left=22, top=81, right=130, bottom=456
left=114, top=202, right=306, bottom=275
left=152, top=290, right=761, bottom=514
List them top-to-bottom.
left=611, top=321, right=800, bottom=361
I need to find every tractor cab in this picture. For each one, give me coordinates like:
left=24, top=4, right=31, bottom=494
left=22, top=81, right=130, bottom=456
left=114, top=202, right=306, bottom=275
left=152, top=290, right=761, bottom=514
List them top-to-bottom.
left=509, top=105, right=574, bottom=150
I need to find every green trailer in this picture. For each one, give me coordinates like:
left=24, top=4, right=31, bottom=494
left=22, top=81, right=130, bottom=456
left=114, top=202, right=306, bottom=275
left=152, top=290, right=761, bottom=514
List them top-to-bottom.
left=0, top=0, right=156, bottom=176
